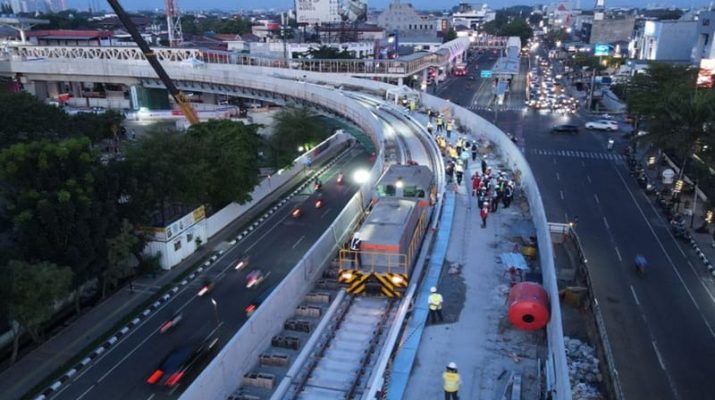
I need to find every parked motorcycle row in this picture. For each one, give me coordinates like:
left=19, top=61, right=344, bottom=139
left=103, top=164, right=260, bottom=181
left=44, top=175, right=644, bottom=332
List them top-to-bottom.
left=626, top=148, right=692, bottom=243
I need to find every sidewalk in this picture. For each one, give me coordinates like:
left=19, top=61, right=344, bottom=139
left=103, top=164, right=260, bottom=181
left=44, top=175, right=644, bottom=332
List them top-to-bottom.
left=403, top=140, right=544, bottom=399
left=634, top=152, right=715, bottom=277
left=0, top=154, right=335, bottom=400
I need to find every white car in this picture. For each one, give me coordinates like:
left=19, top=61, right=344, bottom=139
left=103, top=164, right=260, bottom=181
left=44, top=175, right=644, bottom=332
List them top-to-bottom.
left=585, top=120, right=619, bottom=131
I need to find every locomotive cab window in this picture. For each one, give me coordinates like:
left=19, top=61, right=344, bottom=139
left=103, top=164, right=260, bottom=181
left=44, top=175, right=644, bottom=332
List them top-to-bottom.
left=377, top=184, right=396, bottom=197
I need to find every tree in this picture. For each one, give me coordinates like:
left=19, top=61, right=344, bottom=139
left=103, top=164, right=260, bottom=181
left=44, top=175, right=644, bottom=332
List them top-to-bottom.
left=528, top=13, right=543, bottom=26
left=500, top=18, right=533, bottom=45
left=443, top=28, right=457, bottom=43
left=304, top=45, right=355, bottom=59
left=623, top=63, right=697, bottom=122
left=0, top=92, right=69, bottom=148
left=270, top=107, right=330, bottom=169
left=70, top=110, right=125, bottom=144
left=185, top=120, right=263, bottom=210
left=0, top=137, right=118, bottom=313
left=102, top=220, right=139, bottom=298
left=1, top=260, right=73, bottom=364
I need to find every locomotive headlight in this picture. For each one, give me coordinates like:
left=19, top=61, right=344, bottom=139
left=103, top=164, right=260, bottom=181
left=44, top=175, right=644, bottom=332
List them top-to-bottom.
left=341, top=271, right=353, bottom=280
left=391, top=275, right=404, bottom=285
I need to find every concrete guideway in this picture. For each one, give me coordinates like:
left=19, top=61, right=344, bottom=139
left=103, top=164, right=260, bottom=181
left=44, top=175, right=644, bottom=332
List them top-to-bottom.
left=0, top=49, right=571, bottom=399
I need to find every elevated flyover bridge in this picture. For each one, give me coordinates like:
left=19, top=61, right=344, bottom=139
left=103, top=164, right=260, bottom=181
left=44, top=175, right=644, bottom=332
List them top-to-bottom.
left=2, top=35, right=508, bottom=81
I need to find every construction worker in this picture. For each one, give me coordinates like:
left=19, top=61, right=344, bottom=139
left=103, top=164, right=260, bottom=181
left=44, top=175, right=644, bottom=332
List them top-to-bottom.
left=428, top=287, right=444, bottom=324
left=443, top=362, right=461, bottom=400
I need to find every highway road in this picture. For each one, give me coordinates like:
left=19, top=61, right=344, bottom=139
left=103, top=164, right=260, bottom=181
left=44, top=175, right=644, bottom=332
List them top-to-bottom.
left=439, top=52, right=715, bottom=399
left=51, top=147, right=371, bottom=400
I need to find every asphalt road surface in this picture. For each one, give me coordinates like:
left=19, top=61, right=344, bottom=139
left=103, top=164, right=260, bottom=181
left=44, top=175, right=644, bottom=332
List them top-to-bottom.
left=439, top=56, right=715, bottom=399
left=51, top=147, right=371, bottom=400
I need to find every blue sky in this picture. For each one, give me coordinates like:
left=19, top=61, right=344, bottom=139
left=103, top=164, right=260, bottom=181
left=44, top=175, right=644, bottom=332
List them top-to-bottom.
left=69, top=0, right=709, bottom=13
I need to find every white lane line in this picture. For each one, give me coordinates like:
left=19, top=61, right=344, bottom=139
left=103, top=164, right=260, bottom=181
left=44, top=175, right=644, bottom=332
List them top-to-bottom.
left=553, top=157, right=557, bottom=165
left=615, top=168, right=715, bottom=337
left=556, top=172, right=560, bottom=181
left=586, top=175, right=592, bottom=184
left=560, top=190, right=564, bottom=200
left=594, top=194, right=600, bottom=204
left=320, top=208, right=332, bottom=218
left=245, top=215, right=290, bottom=252
left=603, top=216, right=610, bottom=230
left=292, top=235, right=305, bottom=249
left=615, top=246, right=622, bottom=262
left=630, top=285, right=640, bottom=306
left=703, top=319, right=715, bottom=338
left=651, top=340, right=667, bottom=371
left=76, top=384, right=95, bottom=400
left=146, top=394, right=155, bottom=400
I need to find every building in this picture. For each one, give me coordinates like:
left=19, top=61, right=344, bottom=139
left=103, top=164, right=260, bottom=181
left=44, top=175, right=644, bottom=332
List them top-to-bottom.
left=295, top=0, right=341, bottom=25
left=376, top=0, right=438, bottom=38
left=451, top=3, right=495, bottom=30
left=692, top=10, right=715, bottom=65
left=587, top=16, right=636, bottom=45
left=636, top=19, right=697, bottom=62
left=316, top=23, right=384, bottom=42
left=25, top=30, right=114, bottom=46
left=247, top=41, right=375, bottom=59
left=143, top=206, right=208, bottom=270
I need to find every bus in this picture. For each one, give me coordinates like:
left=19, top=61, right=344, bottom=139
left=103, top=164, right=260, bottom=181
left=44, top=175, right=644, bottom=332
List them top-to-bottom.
left=453, top=63, right=468, bottom=76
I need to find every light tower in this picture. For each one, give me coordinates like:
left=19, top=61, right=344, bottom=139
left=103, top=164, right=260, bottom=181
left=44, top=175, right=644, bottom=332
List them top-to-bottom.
left=165, top=0, right=183, bottom=47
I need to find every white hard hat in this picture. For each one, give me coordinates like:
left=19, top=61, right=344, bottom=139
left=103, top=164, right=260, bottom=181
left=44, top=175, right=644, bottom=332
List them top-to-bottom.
left=430, top=287, right=437, bottom=293
left=448, top=362, right=457, bottom=369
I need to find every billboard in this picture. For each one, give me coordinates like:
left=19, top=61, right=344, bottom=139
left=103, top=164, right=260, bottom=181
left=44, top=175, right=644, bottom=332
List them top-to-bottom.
left=296, top=0, right=339, bottom=24
left=593, top=43, right=609, bottom=56
left=697, top=58, right=715, bottom=88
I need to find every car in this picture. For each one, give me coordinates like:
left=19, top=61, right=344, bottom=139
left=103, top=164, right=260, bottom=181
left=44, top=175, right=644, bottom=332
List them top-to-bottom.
left=585, top=120, right=619, bottom=131
left=551, top=124, right=579, bottom=134
left=197, top=278, right=214, bottom=297
left=245, top=285, right=277, bottom=317
left=159, top=312, right=184, bottom=334
left=147, top=336, right=219, bottom=387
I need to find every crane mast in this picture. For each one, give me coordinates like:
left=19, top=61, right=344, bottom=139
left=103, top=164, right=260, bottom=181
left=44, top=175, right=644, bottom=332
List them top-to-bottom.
left=105, top=0, right=200, bottom=125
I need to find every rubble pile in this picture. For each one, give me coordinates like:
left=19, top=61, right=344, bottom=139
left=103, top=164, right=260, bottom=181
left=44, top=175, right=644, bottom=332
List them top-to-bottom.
left=564, top=336, right=604, bottom=400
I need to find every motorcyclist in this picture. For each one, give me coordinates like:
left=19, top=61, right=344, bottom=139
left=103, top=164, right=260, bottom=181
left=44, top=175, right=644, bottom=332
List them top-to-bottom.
left=314, top=178, right=322, bottom=191
left=634, top=254, right=648, bottom=273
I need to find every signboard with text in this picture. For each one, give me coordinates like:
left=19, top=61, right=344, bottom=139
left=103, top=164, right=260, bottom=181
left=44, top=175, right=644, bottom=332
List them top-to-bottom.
left=296, top=0, right=339, bottom=24
left=593, top=44, right=609, bottom=57
left=480, top=70, right=493, bottom=78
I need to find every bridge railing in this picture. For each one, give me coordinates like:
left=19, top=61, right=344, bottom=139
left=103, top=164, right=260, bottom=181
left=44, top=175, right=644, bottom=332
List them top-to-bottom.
left=1, top=35, right=512, bottom=78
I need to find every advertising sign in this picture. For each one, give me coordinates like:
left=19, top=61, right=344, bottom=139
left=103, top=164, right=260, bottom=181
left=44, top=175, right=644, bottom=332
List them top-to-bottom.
left=296, top=0, right=339, bottom=24
left=593, top=44, right=609, bottom=56
left=697, top=58, right=715, bottom=88
left=480, top=70, right=493, bottom=78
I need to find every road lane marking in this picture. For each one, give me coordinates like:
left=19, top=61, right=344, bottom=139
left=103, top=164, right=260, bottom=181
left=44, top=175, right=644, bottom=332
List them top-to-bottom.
left=553, top=158, right=557, bottom=165
left=581, top=160, right=586, bottom=167
left=615, top=168, right=715, bottom=339
left=556, top=172, right=560, bottom=181
left=586, top=175, right=592, bottom=184
left=559, top=190, right=564, bottom=200
left=594, top=194, right=600, bottom=204
left=321, top=208, right=332, bottom=218
left=245, top=213, right=292, bottom=252
left=603, top=217, right=609, bottom=229
left=292, top=235, right=305, bottom=249
left=615, top=247, right=622, bottom=262
left=630, top=285, right=640, bottom=306
left=703, top=319, right=715, bottom=338
left=651, top=340, right=666, bottom=371
left=76, top=384, right=95, bottom=400
left=146, top=395, right=155, bottom=400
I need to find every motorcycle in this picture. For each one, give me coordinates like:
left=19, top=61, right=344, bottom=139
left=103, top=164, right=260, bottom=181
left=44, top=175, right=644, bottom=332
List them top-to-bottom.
left=607, top=138, right=615, bottom=151
left=337, top=173, right=344, bottom=184
left=313, top=180, right=322, bottom=192
left=315, top=197, right=324, bottom=208
left=291, top=206, right=303, bottom=218
left=634, top=255, right=648, bottom=276
left=234, top=256, right=250, bottom=271
left=246, top=270, right=270, bottom=289
left=198, top=279, right=214, bottom=297
left=159, top=312, right=183, bottom=334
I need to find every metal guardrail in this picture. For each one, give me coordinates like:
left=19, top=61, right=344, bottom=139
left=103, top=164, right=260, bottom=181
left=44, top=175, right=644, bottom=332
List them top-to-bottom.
left=549, top=222, right=625, bottom=400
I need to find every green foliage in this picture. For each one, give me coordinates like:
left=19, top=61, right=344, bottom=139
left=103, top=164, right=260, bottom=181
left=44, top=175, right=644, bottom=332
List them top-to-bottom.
left=641, top=9, right=684, bottom=20
left=38, top=10, right=90, bottom=30
left=528, top=13, right=543, bottom=26
left=181, top=16, right=253, bottom=35
left=481, top=17, right=533, bottom=44
left=443, top=28, right=457, bottom=43
left=545, top=28, right=569, bottom=45
left=304, top=45, right=356, bottom=59
left=623, top=63, right=697, bottom=120
left=0, top=92, right=69, bottom=147
left=270, top=107, right=330, bottom=169
left=70, top=111, right=125, bottom=144
left=185, top=120, right=262, bottom=209
left=0, top=137, right=119, bottom=312
left=102, top=220, right=139, bottom=298
left=1, top=260, right=73, bottom=363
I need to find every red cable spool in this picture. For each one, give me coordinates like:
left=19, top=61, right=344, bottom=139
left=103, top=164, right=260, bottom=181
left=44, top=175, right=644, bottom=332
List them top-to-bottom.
left=507, top=282, right=550, bottom=331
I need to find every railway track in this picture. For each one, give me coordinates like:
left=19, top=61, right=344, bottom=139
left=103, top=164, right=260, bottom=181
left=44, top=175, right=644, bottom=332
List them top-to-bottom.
left=232, top=92, right=444, bottom=400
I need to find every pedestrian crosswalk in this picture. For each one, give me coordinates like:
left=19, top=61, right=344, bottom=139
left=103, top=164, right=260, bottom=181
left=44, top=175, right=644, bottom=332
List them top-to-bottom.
left=468, top=105, right=525, bottom=112
left=528, top=148, right=624, bottom=160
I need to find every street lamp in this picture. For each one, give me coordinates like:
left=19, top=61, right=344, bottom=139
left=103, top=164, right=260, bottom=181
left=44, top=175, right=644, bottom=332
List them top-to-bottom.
left=352, top=168, right=370, bottom=184
left=210, top=298, right=220, bottom=328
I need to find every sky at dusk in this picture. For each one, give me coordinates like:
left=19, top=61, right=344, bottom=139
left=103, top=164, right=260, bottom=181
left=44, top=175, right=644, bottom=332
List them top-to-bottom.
left=67, top=0, right=712, bottom=13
